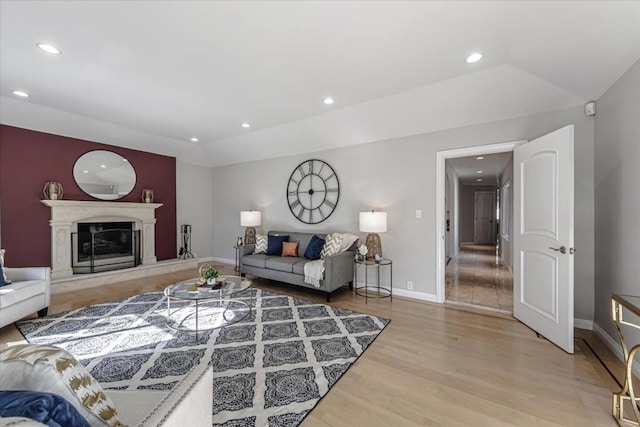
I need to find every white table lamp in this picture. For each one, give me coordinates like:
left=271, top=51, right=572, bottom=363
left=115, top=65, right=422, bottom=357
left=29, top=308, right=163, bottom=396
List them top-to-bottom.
left=359, top=210, right=387, bottom=259
left=240, top=211, right=261, bottom=245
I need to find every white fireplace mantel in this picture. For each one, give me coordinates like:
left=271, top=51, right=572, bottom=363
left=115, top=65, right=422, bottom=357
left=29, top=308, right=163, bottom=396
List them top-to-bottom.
left=41, top=200, right=163, bottom=279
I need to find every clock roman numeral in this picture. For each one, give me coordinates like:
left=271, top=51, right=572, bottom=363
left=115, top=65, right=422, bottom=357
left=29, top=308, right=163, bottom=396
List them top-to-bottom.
left=308, top=160, right=314, bottom=174
left=326, top=188, right=338, bottom=193
left=288, top=190, right=297, bottom=196
left=290, top=200, right=300, bottom=210
left=324, top=200, right=335, bottom=209
left=297, top=206, right=306, bottom=220
left=318, top=207, right=326, bottom=220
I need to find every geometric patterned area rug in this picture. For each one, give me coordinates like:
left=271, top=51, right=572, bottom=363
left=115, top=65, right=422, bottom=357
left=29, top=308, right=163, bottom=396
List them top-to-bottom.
left=16, top=287, right=390, bottom=426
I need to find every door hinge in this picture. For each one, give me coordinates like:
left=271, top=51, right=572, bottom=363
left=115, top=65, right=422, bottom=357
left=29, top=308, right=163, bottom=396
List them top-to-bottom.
left=570, top=247, right=576, bottom=255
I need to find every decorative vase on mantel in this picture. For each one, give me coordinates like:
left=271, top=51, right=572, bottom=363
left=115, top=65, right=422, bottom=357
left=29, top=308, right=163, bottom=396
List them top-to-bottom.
left=43, top=182, right=64, bottom=200
left=141, top=188, right=154, bottom=203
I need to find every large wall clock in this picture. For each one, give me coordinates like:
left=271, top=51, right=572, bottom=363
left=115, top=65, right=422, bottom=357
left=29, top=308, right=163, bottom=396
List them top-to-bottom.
left=287, top=159, right=340, bottom=224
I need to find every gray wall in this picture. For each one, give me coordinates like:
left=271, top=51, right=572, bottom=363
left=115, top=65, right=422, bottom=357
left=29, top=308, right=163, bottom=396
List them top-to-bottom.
left=594, top=61, right=640, bottom=342
left=211, top=104, right=594, bottom=320
left=499, top=155, right=514, bottom=270
left=176, top=161, right=214, bottom=260
left=458, top=184, right=498, bottom=244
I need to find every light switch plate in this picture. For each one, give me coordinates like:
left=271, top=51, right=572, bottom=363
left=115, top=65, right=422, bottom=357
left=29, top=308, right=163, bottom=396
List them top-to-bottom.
left=415, top=210, right=422, bottom=219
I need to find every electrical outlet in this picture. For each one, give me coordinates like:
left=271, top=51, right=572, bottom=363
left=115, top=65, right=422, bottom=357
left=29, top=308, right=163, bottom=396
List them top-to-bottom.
left=415, top=210, right=422, bottom=219
left=407, top=281, right=414, bottom=290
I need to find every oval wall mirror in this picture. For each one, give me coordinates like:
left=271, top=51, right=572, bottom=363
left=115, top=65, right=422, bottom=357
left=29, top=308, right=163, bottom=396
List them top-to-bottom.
left=73, top=150, right=136, bottom=200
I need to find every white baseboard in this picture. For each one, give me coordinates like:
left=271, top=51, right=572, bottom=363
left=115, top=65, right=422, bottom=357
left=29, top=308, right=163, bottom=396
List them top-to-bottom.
left=198, top=256, right=214, bottom=263
left=211, top=257, right=235, bottom=265
left=354, top=281, right=438, bottom=303
left=392, top=288, right=439, bottom=303
left=574, top=318, right=594, bottom=330
left=593, top=322, right=640, bottom=379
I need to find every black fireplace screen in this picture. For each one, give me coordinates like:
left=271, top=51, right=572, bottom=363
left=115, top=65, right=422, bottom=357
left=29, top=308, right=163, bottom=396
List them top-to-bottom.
left=72, top=222, right=141, bottom=274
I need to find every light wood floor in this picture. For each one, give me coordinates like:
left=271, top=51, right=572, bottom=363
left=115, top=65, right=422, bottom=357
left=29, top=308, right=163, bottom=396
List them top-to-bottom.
left=446, top=243, right=513, bottom=313
left=0, top=263, right=625, bottom=426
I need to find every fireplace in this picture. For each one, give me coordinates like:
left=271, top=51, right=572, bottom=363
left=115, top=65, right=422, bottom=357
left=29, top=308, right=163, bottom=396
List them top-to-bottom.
left=42, top=200, right=162, bottom=279
left=72, top=221, right=141, bottom=273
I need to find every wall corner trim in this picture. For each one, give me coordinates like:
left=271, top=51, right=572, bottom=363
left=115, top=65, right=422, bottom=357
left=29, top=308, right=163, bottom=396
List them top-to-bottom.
left=574, top=318, right=594, bottom=330
left=593, top=321, right=640, bottom=379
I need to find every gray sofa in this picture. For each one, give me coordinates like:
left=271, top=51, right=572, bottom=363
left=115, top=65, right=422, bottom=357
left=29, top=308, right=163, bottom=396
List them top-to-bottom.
left=239, top=231, right=356, bottom=301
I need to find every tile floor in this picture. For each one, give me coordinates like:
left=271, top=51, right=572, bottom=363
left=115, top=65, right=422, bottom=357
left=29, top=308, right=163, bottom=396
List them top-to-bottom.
left=445, top=243, right=513, bottom=313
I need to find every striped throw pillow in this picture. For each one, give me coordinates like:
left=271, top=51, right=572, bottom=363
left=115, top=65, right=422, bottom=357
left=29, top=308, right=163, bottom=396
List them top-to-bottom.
left=320, top=233, right=343, bottom=259
left=254, top=234, right=267, bottom=254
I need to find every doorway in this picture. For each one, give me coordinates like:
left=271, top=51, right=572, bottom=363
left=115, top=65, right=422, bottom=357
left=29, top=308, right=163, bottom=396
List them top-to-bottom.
left=435, top=140, right=523, bottom=306
left=442, top=151, right=513, bottom=313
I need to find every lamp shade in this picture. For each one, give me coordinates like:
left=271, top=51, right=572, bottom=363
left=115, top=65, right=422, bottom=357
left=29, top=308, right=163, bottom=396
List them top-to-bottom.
left=240, top=211, right=261, bottom=227
left=359, top=211, right=387, bottom=233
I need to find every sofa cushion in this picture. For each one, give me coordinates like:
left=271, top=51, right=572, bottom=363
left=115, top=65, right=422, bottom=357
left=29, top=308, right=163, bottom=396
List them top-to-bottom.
left=320, top=233, right=343, bottom=259
left=254, top=234, right=267, bottom=254
left=267, top=235, right=289, bottom=255
left=304, top=235, right=325, bottom=260
left=281, top=241, right=299, bottom=257
left=0, top=249, right=11, bottom=284
left=243, top=254, right=272, bottom=269
left=265, top=257, right=306, bottom=273
left=292, top=259, right=311, bottom=275
left=0, top=265, right=8, bottom=287
left=0, top=281, right=47, bottom=309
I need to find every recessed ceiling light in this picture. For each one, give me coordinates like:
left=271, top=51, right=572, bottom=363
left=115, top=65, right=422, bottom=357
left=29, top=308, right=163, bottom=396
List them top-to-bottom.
left=36, top=42, right=61, bottom=55
left=466, top=52, right=483, bottom=64
left=12, top=90, right=30, bottom=98
left=323, top=97, right=334, bottom=105
left=241, top=123, right=251, bottom=128
left=190, top=137, right=199, bottom=143
left=476, top=156, right=484, bottom=160
left=100, top=164, right=106, bottom=168
left=83, top=170, right=89, bottom=174
left=477, top=170, right=483, bottom=174
left=477, top=178, right=482, bottom=182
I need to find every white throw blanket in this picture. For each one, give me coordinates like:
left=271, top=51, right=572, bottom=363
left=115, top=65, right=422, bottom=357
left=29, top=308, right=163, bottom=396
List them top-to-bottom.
left=303, top=259, right=325, bottom=288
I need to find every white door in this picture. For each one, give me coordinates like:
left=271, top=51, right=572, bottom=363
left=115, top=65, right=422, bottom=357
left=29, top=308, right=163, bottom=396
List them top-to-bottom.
left=514, top=125, right=575, bottom=353
left=474, top=191, right=495, bottom=244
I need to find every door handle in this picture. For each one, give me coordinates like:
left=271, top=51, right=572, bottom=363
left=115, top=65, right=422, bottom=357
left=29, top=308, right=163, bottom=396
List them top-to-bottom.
left=549, top=246, right=567, bottom=254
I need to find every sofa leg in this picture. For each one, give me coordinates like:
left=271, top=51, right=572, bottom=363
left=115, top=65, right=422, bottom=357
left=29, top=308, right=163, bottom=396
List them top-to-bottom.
left=348, top=280, right=353, bottom=290
left=326, top=292, right=331, bottom=303
left=37, top=307, right=48, bottom=317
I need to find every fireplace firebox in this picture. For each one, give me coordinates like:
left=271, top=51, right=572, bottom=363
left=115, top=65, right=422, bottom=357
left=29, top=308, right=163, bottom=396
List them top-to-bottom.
left=72, top=221, right=141, bottom=274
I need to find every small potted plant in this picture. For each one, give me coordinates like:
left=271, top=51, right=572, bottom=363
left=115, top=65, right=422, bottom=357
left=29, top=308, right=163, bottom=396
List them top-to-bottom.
left=355, top=244, right=368, bottom=262
left=201, top=265, right=220, bottom=285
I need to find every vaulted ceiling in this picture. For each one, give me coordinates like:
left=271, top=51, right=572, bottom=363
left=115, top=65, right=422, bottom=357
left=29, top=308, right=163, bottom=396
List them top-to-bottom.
left=1, top=1, right=639, bottom=166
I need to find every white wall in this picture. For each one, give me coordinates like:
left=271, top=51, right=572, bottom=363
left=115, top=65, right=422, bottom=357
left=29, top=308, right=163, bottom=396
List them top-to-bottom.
left=594, top=61, right=640, bottom=344
left=211, top=104, right=594, bottom=319
left=498, top=155, right=514, bottom=270
left=176, top=161, right=214, bottom=260
left=445, top=165, right=460, bottom=258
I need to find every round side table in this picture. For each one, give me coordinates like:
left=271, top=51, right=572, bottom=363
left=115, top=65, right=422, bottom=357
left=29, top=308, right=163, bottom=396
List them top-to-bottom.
left=354, top=258, right=392, bottom=304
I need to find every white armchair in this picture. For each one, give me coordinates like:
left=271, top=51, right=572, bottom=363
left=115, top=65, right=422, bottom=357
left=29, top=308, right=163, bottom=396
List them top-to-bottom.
left=0, top=267, right=51, bottom=328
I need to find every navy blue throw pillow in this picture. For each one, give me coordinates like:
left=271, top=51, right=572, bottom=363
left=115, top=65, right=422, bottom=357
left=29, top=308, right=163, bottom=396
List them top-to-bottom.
left=267, top=235, right=289, bottom=255
left=304, top=235, right=326, bottom=260
left=0, top=265, right=8, bottom=287
left=0, top=390, right=91, bottom=427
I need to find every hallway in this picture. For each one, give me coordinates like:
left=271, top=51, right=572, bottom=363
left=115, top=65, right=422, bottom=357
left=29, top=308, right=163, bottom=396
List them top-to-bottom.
left=446, top=243, right=513, bottom=313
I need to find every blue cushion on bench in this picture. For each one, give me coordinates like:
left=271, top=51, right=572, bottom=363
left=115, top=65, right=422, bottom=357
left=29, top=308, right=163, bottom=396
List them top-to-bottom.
left=0, top=390, right=91, bottom=427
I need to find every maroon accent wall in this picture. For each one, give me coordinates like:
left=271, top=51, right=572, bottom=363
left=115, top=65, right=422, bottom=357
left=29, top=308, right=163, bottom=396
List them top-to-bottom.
left=0, top=125, right=177, bottom=267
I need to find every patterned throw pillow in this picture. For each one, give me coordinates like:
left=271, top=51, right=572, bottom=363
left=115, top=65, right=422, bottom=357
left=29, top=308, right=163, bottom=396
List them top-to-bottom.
left=320, top=233, right=343, bottom=259
left=254, top=234, right=267, bottom=254
left=281, top=241, right=299, bottom=257
left=0, top=249, right=11, bottom=284
left=0, top=344, right=124, bottom=427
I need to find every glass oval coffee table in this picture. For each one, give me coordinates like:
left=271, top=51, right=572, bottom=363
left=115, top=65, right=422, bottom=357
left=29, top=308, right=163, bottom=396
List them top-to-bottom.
left=164, top=276, right=252, bottom=339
